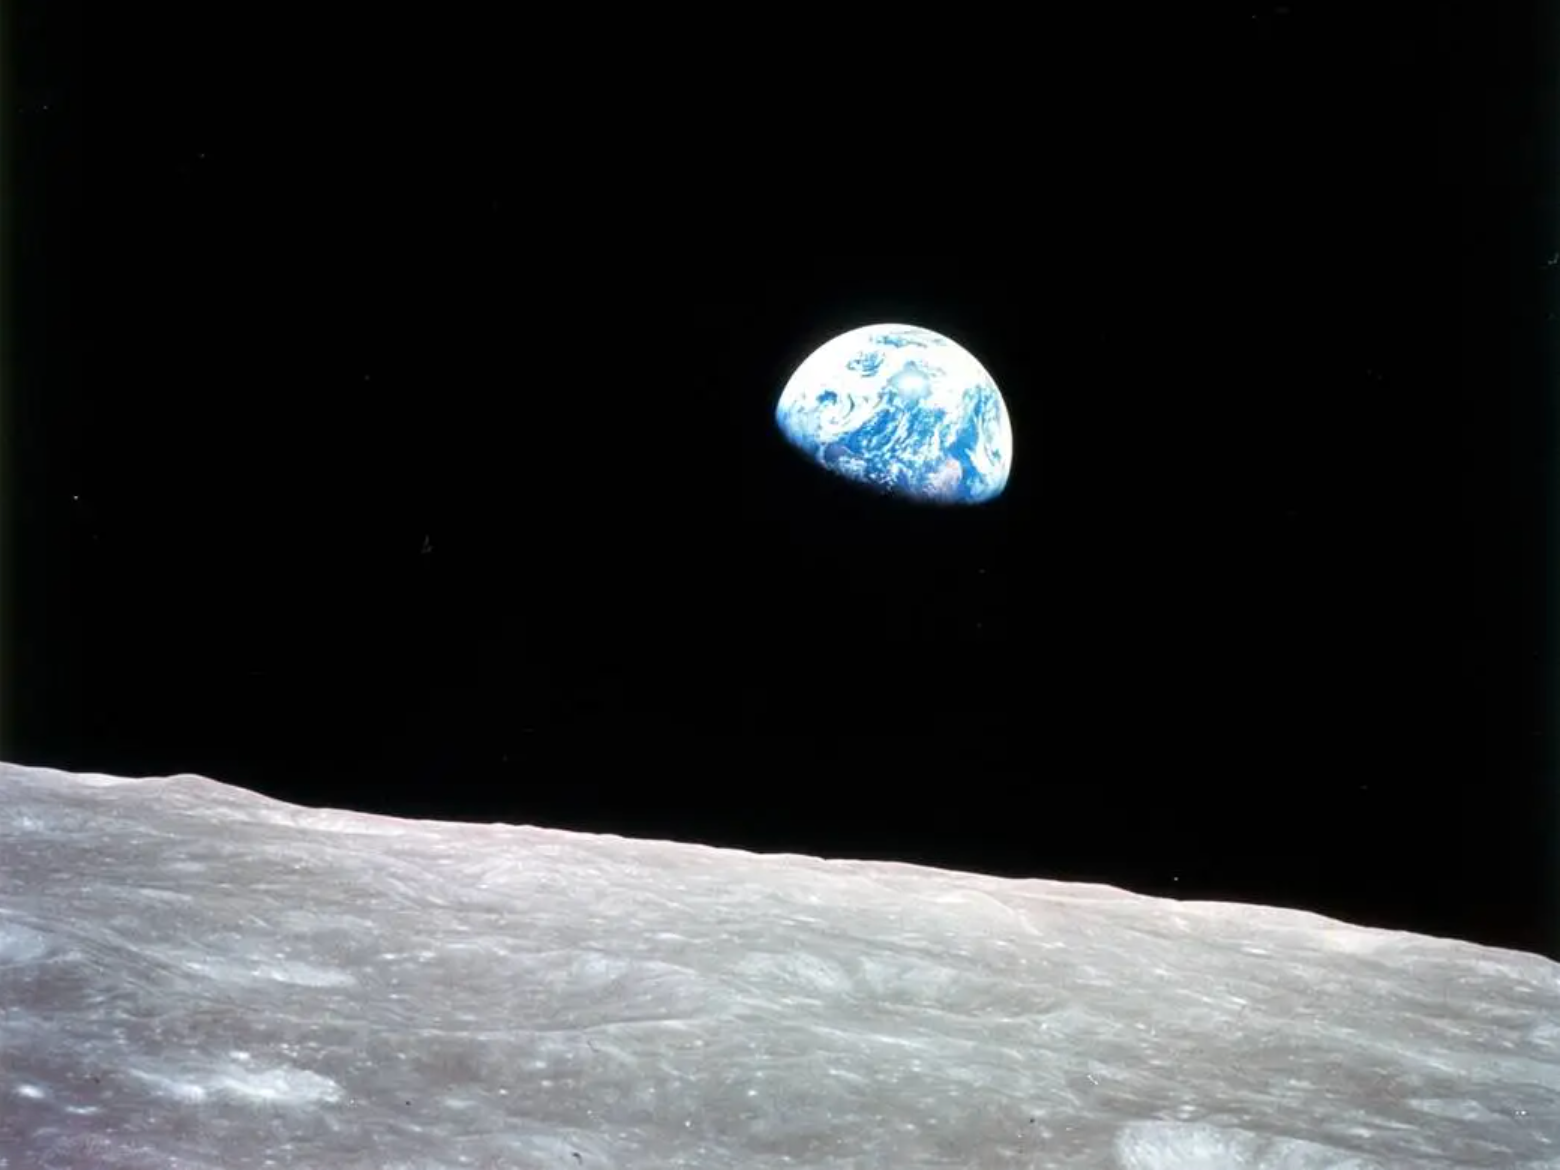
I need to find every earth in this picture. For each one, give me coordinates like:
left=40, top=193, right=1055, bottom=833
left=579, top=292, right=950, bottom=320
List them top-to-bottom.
left=774, top=323, right=1013, bottom=505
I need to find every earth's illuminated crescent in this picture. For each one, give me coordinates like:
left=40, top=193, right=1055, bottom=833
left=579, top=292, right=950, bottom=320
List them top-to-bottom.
left=775, top=323, right=1013, bottom=505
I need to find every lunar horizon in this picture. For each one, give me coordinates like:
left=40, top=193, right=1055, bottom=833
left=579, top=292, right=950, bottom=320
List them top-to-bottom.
left=4, top=761, right=1556, bottom=1168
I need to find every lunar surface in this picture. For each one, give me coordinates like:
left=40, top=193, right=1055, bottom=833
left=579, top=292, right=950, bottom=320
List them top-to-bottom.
left=3, top=762, right=1557, bottom=1168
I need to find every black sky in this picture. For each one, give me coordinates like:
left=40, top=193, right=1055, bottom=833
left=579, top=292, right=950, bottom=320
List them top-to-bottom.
left=9, top=3, right=1559, bottom=959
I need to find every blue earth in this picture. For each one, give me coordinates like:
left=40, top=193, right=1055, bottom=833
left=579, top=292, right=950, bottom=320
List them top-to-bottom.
left=775, top=323, right=1013, bottom=505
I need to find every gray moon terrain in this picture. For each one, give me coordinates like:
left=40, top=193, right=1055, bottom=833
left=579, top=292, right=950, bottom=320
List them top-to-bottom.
left=3, top=762, right=1557, bottom=1169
